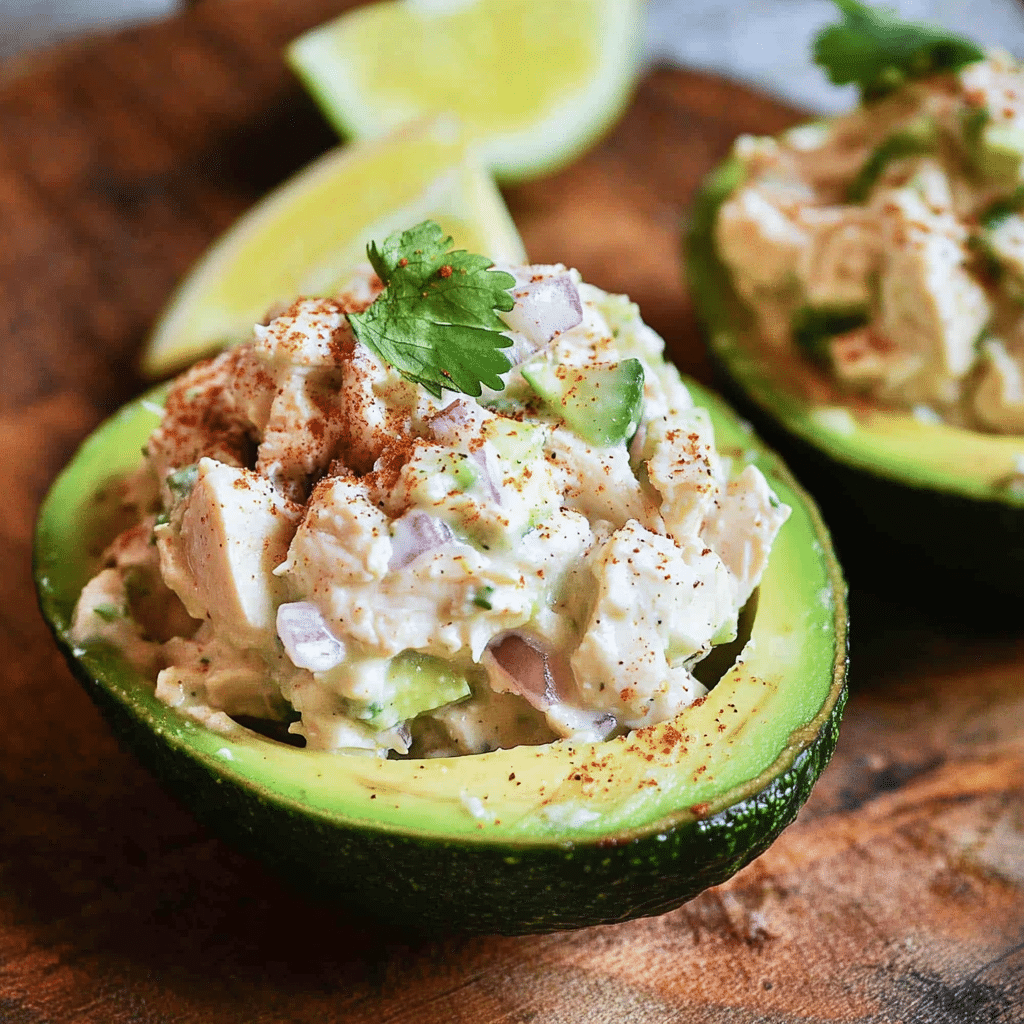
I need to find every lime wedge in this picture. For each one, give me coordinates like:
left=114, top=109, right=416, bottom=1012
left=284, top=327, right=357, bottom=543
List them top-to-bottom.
left=286, top=0, right=644, bottom=183
left=142, top=117, right=526, bottom=377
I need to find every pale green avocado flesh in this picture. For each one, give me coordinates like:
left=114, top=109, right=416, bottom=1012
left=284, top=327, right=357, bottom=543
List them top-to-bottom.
left=688, top=158, right=1024, bottom=600
left=522, top=358, right=645, bottom=446
left=35, top=379, right=847, bottom=934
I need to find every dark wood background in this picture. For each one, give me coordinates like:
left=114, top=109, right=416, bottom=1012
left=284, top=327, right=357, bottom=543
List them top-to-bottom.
left=3, top=2, right=1023, bottom=1020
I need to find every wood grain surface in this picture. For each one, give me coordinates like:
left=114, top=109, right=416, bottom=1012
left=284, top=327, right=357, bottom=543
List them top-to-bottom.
left=4, top=2, right=1023, bottom=1021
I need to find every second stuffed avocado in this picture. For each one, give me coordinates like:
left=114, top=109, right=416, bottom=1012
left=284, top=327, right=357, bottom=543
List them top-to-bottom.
left=687, top=0, right=1024, bottom=602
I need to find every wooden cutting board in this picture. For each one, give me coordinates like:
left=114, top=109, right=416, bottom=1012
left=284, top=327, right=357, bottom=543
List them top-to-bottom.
left=3, top=2, right=1023, bottom=1021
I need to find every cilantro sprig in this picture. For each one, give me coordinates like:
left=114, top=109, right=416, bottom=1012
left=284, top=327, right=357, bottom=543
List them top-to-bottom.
left=814, top=0, right=984, bottom=101
left=845, top=115, right=937, bottom=201
left=979, top=183, right=1024, bottom=230
left=347, top=221, right=516, bottom=398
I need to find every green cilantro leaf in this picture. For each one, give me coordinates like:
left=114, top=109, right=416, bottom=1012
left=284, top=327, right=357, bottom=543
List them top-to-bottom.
left=814, top=0, right=984, bottom=101
left=846, top=115, right=937, bottom=201
left=979, top=183, right=1024, bottom=229
left=348, top=221, right=516, bottom=399
left=791, top=304, right=869, bottom=365
left=166, top=463, right=198, bottom=503
left=93, top=603, right=123, bottom=623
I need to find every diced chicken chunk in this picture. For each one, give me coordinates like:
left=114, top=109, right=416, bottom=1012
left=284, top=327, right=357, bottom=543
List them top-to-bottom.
left=716, top=186, right=810, bottom=296
left=876, top=187, right=990, bottom=403
left=796, top=205, right=880, bottom=308
left=986, top=213, right=1024, bottom=280
left=250, top=297, right=351, bottom=367
left=829, top=327, right=923, bottom=392
left=974, top=338, right=1024, bottom=433
left=338, top=343, right=434, bottom=474
left=146, top=349, right=254, bottom=498
left=256, top=365, right=346, bottom=500
left=644, top=408, right=726, bottom=542
left=544, top=427, right=653, bottom=529
left=156, top=458, right=300, bottom=646
left=700, top=465, right=791, bottom=609
left=284, top=475, right=392, bottom=588
left=570, top=520, right=734, bottom=727
left=157, top=632, right=287, bottom=720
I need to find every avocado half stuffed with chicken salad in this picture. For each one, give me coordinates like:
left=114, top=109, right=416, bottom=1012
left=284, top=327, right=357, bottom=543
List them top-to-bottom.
left=688, top=0, right=1024, bottom=600
left=37, top=221, right=847, bottom=934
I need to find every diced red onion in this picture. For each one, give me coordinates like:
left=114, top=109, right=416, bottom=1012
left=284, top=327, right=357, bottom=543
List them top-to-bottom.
left=502, top=274, right=583, bottom=347
left=503, top=333, right=542, bottom=368
left=429, top=399, right=487, bottom=446
left=427, top=402, right=503, bottom=506
left=469, top=446, right=503, bottom=505
left=389, top=510, right=454, bottom=571
left=277, top=601, right=346, bottom=672
left=482, top=632, right=573, bottom=711
left=546, top=705, right=619, bottom=741
left=571, top=709, right=618, bottom=740
left=590, top=712, right=618, bottom=739
left=379, top=722, right=412, bottom=753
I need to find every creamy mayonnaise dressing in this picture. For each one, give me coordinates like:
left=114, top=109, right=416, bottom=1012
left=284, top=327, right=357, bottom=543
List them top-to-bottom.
left=72, top=263, right=789, bottom=757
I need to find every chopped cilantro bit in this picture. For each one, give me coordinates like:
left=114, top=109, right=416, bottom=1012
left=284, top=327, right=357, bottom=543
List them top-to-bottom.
left=814, top=0, right=983, bottom=101
left=962, top=105, right=990, bottom=150
left=847, top=117, right=937, bottom=202
left=979, top=183, right=1024, bottom=229
left=347, top=221, right=515, bottom=399
left=968, top=233, right=1004, bottom=285
left=792, top=305, right=870, bottom=364
left=452, top=455, right=478, bottom=491
left=167, top=463, right=199, bottom=504
left=124, top=568, right=151, bottom=605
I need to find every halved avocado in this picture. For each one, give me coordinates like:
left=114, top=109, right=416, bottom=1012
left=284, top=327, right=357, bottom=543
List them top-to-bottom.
left=687, top=157, right=1024, bottom=607
left=34, top=380, right=847, bottom=936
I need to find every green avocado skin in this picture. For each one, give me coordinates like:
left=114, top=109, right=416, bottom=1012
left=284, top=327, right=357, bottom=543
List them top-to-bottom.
left=686, top=159, right=1024, bottom=615
left=705, top=370, right=1024, bottom=615
left=34, top=382, right=848, bottom=937
left=50, top=626, right=846, bottom=935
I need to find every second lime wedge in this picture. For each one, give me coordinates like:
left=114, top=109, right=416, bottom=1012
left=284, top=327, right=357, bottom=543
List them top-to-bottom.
left=287, top=0, right=645, bottom=183
left=142, top=117, right=526, bottom=377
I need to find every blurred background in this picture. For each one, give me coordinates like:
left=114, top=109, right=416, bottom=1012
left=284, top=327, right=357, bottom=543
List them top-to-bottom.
left=6, top=0, right=1024, bottom=110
